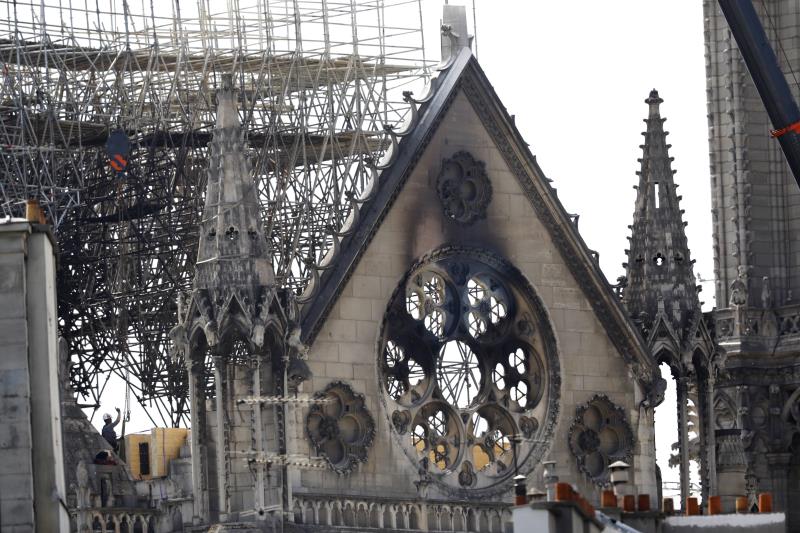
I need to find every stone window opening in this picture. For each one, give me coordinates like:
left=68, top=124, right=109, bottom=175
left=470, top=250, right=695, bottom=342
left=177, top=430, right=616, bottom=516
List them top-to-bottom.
left=379, top=246, right=559, bottom=497
left=654, top=253, right=665, bottom=267
left=653, top=356, right=710, bottom=508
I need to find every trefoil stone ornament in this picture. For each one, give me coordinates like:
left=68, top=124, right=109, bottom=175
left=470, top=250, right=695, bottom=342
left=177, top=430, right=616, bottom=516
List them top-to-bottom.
left=436, top=151, right=493, bottom=225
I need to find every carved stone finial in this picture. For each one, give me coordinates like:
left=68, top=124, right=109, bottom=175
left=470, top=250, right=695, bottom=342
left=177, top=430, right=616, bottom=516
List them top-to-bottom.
left=645, top=88, right=663, bottom=105
left=761, top=276, right=772, bottom=309
left=58, top=336, right=72, bottom=393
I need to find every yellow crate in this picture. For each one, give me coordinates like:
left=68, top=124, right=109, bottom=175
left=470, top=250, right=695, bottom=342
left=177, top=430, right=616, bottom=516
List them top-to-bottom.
left=123, top=428, right=189, bottom=479
left=149, top=428, right=189, bottom=478
left=124, top=433, right=152, bottom=480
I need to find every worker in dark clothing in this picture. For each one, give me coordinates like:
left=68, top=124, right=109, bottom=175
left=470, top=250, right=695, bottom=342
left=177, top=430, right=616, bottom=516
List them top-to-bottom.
left=102, top=408, right=121, bottom=452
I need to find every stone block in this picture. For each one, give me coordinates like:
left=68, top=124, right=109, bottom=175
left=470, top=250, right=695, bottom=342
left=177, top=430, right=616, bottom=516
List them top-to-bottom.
left=486, top=193, right=511, bottom=219
left=0, top=232, right=27, bottom=255
left=359, top=256, right=393, bottom=275
left=0, top=258, right=24, bottom=293
left=541, top=263, right=568, bottom=286
left=351, top=275, right=381, bottom=299
left=380, top=277, right=402, bottom=300
left=552, top=286, right=587, bottom=310
left=0, top=293, right=25, bottom=321
left=338, top=297, right=373, bottom=321
left=372, top=299, right=389, bottom=321
left=561, top=310, right=596, bottom=333
left=0, top=319, right=27, bottom=347
left=321, top=319, right=356, bottom=342
left=355, top=320, right=378, bottom=344
left=555, top=333, right=581, bottom=357
left=310, top=341, right=339, bottom=362
left=0, top=343, right=27, bottom=370
left=338, top=343, right=373, bottom=364
left=569, top=356, right=609, bottom=377
left=307, top=360, right=326, bottom=378
left=324, top=362, right=353, bottom=380
left=353, top=364, right=375, bottom=381
left=0, top=368, right=31, bottom=399
left=563, top=374, right=583, bottom=391
left=583, top=375, right=623, bottom=393
left=0, top=396, right=30, bottom=424
left=0, top=447, right=32, bottom=475
left=0, top=474, right=33, bottom=500
left=6, top=526, right=38, bottom=533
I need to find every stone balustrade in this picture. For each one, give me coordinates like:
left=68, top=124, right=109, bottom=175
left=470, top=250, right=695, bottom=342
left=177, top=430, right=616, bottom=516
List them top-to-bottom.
left=713, top=303, right=800, bottom=341
left=292, top=493, right=511, bottom=532
left=76, top=508, right=157, bottom=533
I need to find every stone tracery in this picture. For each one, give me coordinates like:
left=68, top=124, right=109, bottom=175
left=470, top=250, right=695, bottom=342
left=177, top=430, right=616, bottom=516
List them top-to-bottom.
left=436, top=151, right=493, bottom=225
left=378, top=246, right=559, bottom=497
left=306, top=382, right=376, bottom=475
left=568, top=395, right=634, bottom=485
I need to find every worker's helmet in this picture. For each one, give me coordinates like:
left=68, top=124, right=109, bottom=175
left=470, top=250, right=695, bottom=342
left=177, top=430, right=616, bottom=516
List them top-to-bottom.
left=103, top=413, right=112, bottom=422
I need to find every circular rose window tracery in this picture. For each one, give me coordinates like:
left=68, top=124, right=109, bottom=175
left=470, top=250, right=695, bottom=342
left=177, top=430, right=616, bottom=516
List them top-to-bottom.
left=380, top=246, right=560, bottom=498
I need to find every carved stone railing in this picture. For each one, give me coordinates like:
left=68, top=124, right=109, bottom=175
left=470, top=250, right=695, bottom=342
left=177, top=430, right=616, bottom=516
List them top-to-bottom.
left=713, top=303, right=800, bottom=341
left=292, top=493, right=511, bottom=533
left=75, top=508, right=158, bottom=533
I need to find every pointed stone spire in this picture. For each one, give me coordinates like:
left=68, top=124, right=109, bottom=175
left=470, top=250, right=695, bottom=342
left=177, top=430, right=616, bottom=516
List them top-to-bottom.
left=194, top=74, right=274, bottom=292
left=623, top=89, right=701, bottom=342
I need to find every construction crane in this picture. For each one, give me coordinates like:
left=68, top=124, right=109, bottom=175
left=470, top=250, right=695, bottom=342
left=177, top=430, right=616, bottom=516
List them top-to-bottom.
left=718, top=0, right=800, bottom=189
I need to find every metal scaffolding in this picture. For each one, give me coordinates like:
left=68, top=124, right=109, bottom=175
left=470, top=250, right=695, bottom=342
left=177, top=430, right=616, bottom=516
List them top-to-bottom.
left=0, top=0, right=428, bottom=427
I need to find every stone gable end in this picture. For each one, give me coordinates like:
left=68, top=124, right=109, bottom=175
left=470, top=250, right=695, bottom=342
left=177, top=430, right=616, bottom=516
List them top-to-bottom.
left=295, top=88, right=654, bottom=501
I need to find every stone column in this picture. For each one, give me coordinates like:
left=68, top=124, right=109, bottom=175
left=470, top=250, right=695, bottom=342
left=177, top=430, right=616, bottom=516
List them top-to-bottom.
left=0, top=221, right=70, bottom=532
left=187, top=355, right=209, bottom=524
left=214, top=355, right=230, bottom=520
left=252, top=357, right=266, bottom=514
left=706, top=375, right=718, bottom=497
left=676, top=376, right=691, bottom=505
left=695, top=380, right=709, bottom=505
left=766, top=452, right=792, bottom=512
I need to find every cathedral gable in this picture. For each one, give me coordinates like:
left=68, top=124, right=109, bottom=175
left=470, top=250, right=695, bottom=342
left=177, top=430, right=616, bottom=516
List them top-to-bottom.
left=296, top=49, right=660, bottom=500
left=300, top=50, right=656, bottom=392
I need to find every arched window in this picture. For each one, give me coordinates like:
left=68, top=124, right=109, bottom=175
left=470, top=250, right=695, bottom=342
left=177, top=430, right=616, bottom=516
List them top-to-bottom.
left=379, top=246, right=559, bottom=497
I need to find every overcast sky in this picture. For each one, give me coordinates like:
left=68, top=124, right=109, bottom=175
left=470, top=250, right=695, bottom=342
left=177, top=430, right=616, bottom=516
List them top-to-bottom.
left=90, top=0, right=711, bottom=501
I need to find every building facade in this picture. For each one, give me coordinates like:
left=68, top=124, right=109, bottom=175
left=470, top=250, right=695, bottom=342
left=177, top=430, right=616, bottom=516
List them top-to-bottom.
left=704, top=0, right=800, bottom=528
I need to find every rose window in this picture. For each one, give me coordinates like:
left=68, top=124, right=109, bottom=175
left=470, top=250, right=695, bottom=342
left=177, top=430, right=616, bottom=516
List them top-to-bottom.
left=380, top=246, right=559, bottom=497
left=568, top=395, right=634, bottom=485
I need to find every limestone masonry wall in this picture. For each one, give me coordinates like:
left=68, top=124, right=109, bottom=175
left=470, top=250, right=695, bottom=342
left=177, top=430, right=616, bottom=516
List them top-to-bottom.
left=293, top=91, right=653, bottom=503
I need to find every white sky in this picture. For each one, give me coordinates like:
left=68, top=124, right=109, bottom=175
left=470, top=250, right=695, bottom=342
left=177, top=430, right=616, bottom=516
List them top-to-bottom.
left=91, top=0, right=712, bottom=501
